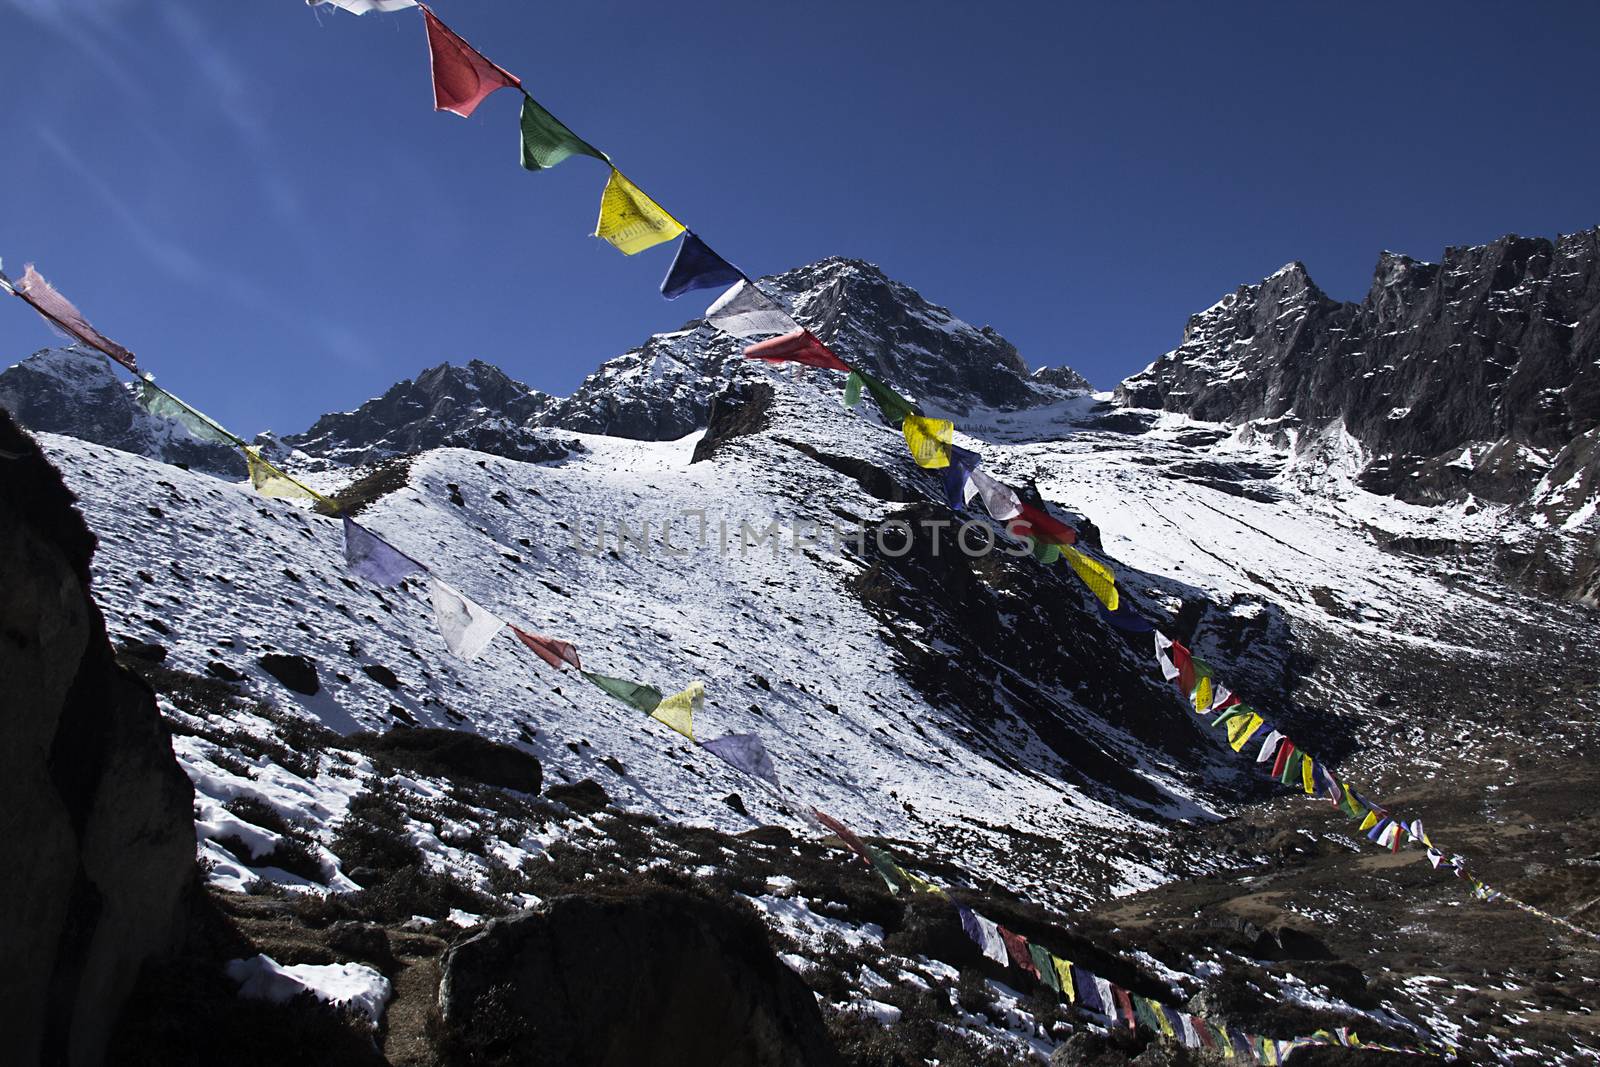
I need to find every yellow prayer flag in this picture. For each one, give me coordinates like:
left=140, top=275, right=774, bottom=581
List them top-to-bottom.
left=594, top=168, right=684, bottom=255
left=901, top=414, right=954, bottom=468
left=244, top=447, right=328, bottom=504
left=1062, top=545, right=1119, bottom=612
left=1192, top=676, right=1213, bottom=714
left=650, top=679, right=703, bottom=740
left=1228, top=712, right=1265, bottom=751
left=1302, top=755, right=1316, bottom=794
left=1359, top=810, right=1379, bottom=832
left=904, top=870, right=947, bottom=897
left=1053, top=956, right=1075, bottom=1001
left=1154, top=1003, right=1175, bottom=1037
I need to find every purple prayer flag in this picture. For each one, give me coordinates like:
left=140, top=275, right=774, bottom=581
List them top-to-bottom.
left=344, top=517, right=425, bottom=586
left=701, top=732, right=780, bottom=789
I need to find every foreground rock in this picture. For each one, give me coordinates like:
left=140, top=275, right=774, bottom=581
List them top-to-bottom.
left=0, top=409, right=194, bottom=1066
left=439, top=888, right=842, bottom=1067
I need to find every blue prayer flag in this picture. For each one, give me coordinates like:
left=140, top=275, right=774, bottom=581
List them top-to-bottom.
left=661, top=232, right=743, bottom=299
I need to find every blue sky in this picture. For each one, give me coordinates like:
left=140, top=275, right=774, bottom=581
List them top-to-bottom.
left=3, top=1, right=1597, bottom=437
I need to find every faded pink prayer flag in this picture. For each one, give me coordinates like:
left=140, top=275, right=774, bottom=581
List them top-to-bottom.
left=422, top=5, right=520, bottom=118
left=10, top=265, right=137, bottom=373
left=743, top=329, right=850, bottom=372
left=510, top=625, right=581, bottom=671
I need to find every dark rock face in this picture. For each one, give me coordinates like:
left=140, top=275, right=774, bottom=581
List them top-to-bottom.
left=1115, top=229, right=1600, bottom=601
left=0, top=347, right=244, bottom=477
left=283, top=359, right=569, bottom=467
left=691, top=381, right=775, bottom=463
left=0, top=409, right=194, bottom=1067
left=356, top=727, right=541, bottom=793
left=438, top=889, right=841, bottom=1067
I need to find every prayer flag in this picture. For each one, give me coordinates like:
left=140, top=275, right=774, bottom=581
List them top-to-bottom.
left=308, top=0, right=418, bottom=13
left=422, top=5, right=520, bottom=118
left=519, top=92, right=605, bottom=171
left=595, top=168, right=684, bottom=255
left=661, top=232, right=742, bottom=299
left=8, top=264, right=137, bottom=373
left=705, top=280, right=796, bottom=338
left=744, top=329, right=851, bottom=372
left=853, top=367, right=917, bottom=424
left=843, top=371, right=863, bottom=409
left=134, top=380, right=243, bottom=449
left=901, top=414, right=955, bottom=468
left=942, top=445, right=981, bottom=511
left=245, top=447, right=325, bottom=503
left=968, top=470, right=1023, bottom=521
left=1014, top=501, right=1078, bottom=547
left=344, top=517, right=425, bottom=586
left=1033, top=540, right=1062, bottom=565
left=1063, top=545, right=1119, bottom=611
left=428, top=577, right=505, bottom=660
left=1100, top=601, right=1154, bottom=633
left=510, top=625, right=582, bottom=671
left=1154, top=632, right=1181, bottom=682
left=1167, top=638, right=1196, bottom=693
left=581, top=670, right=664, bottom=713
left=1192, top=672, right=1214, bottom=714
left=650, top=680, right=702, bottom=740
left=1228, top=712, right=1265, bottom=751
left=1257, top=730, right=1285, bottom=764
left=701, top=733, right=780, bottom=789
left=1270, top=742, right=1294, bottom=779
left=1279, top=748, right=1303, bottom=786
left=1302, top=756, right=1317, bottom=795
left=1340, top=785, right=1365, bottom=820
left=812, top=809, right=874, bottom=868
left=1359, top=810, right=1379, bottom=832
left=1367, top=817, right=1392, bottom=843
left=862, top=844, right=911, bottom=893
left=970, top=911, right=1010, bottom=966
left=998, top=926, right=1038, bottom=976
left=1029, top=944, right=1060, bottom=992
left=1054, top=957, right=1075, bottom=1001
left=1073, top=969, right=1105, bottom=1015
left=1094, top=976, right=1116, bottom=1020
left=1113, top=986, right=1136, bottom=1028
left=1159, top=1005, right=1181, bottom=1038
left=1179, top=1013, right=1199, bottom=1047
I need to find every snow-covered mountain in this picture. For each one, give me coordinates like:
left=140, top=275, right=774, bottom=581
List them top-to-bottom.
left=1116, top=228, right=1600, bottom=605
left=5, top=250, right=1599, bottom=1063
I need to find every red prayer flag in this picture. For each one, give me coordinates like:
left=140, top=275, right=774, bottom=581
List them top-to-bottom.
left=421, top=5, right=521, bottom=118
left=9, top=265, right=137, bottom=373
left=742, top=329, right=850, bottom=372
left=1013, top=501, right=1078, bottom=547
left=510, top=625, right=581, bottom=671
left=1169, top=640, right=1195, bottom=694
left=1270, top=741, right=1295, bottom=779
left=812, top=809, right=873, bottom=867
left=997, top=926, right=1039, bottom=976
left=1112, top=986, right=1137, bottom=1028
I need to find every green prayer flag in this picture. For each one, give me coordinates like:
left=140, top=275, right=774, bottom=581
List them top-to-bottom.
left=520, top=93, right=606, bottom=172
left=854, top=367, right=915, bottom=423
left=843, top=370, right=863, bottom=409
left=135, top=380, right=245, bottom=449
left=1032, top=540, right=1062, bottom=565
left=581, top=670, right=663, bottom=714
left=1280, top=750, right=1304, bottom=786
left=862, top=844, right=911, bottom=894
left=1028, top=944, right=1061, bottom=992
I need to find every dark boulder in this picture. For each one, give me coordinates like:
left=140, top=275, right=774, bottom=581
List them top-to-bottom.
left=691, top=381, right=775, bottom=463
left=0, top=410, right=194, bottom=1067
left=258, top=653, right=320, bottom=696
left=357, top=727, right=541, bottom=794
left=544, top=777, right=609, bottom=814
left=438, top=889, right=842, bottom=1067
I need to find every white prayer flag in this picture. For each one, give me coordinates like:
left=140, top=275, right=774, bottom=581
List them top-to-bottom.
left=429, top=578, right=505, bottom=661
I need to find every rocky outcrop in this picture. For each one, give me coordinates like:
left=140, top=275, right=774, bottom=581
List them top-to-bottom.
left=1115, top=229, right=1600, bottom=601
left=0, top=347, right=244, bottom=478
left=282, top=359, right=567, bottom=467
left=0, top=409, right=195, bottom=1067
left=438, top=889, right=841, bottom=1067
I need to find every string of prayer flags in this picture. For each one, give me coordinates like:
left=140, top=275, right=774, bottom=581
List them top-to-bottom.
left=309, top=0, right=418, bottom=13
left=421, top=5, right=521, bottom=118
left=519, top=93, right=606, bottom=172
left=594, top=168, right=685, bottom=255
left=660, top=232, right=743, bottom=299
left=5, top=264, right=138, bottom=373
left=704, top=279, right=797, bottom=339
left=743, top=329, right=851, bottom=372
left=901, top=414, right=955, bottom=469
left=245, top=446, right=326, bottom=503
left=344, top=517, right=425, bottom=586
left=1061, top=545, right=1119, bottom=611
left=428, top=577, right=505, bottom=660
left=510, top=625, right=582, bottom=671
left=581, top=671, right=664, bottom=714
left=649, top=680, right=703, bottom=740
left=701, top=733, right=780, bottom=790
